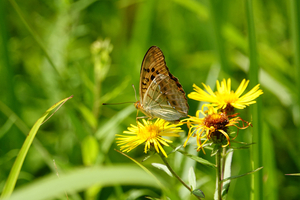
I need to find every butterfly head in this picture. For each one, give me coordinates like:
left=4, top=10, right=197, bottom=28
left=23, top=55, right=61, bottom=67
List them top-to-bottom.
left=134, top=101, right=141, bottom=110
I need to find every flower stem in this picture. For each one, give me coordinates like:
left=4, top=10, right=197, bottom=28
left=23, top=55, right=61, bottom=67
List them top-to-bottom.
left=216, top=148, right=222, bottom=200
left=159, top=154, right=202, bottom=200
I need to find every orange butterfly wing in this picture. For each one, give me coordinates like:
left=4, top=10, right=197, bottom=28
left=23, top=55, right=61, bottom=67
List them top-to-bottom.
left=136, top=46, right=189, bottom=122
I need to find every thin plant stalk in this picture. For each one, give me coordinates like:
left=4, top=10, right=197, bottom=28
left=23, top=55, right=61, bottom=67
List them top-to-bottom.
left=245, top=0, right=263, bottom=199
left=289, top=0, right=300, bottom=152
left=215, top=149, right=222, bottom=200
left=159, top=154, right=202, bottom=200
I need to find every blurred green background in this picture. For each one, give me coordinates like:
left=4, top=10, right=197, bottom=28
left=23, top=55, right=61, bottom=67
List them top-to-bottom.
left=0, top=0, right=299, bottom=199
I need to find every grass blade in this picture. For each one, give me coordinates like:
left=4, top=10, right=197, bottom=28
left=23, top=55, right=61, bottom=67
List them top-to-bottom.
left=245, top=0, right=263, bottom=199
left=289, top=0, right=300, bottom=153
left=0, top=96, right=73, bottom=199
left=6, top=166, right=159, bottom=200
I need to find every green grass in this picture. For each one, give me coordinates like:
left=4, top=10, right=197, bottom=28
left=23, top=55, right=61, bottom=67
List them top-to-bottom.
left=0, top=0, right=299, bottom=199
left=244, top=0, right=263, bottom=199
left=0, top=96, right=72, bottom=198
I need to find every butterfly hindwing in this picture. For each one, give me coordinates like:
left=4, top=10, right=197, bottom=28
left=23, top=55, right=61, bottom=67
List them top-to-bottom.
left=143, top=74, right=188, bottom=121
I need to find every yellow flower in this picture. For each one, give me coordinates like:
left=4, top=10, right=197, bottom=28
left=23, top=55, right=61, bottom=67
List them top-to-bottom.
left=188, top=79, right=263, bottom=111
left=183, top=107, right=245, bottom=152
left=116, top=119, right=182, bottom=157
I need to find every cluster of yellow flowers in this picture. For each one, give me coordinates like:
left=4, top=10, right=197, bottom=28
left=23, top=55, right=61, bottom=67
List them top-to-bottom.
left=116, top=79, right=263, bottom=157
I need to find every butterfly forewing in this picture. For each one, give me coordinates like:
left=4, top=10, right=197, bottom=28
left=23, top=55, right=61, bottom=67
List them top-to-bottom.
left=137, top=46, right=189, bottom=122
left=139, top=46, right=170, bottom=102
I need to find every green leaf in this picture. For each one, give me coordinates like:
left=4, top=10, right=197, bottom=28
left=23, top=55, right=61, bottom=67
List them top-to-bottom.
left=0, top=96, right=73, bottom=199
left=231, top=141, right=255, bottom=150
left=211, top=144, right=222, bottom=157
left=169, top=145, right=182, bottom=154
left=170, top=145, right=216, bottom=168
left=221, top=149, right=233, bottom=199
left=142, top=152, right=156, bottom=162
left=185, top=153, right=215, bottom=168
left=152, top=163, right=173, bottom=177
left=188, top=167, right=196, bottom=190
left=221, top=167, right=263, bottom=182
left=285, top=173, right=300, bottom=176
left=125, top=189, right=159, bottom=200
left=192, top=189, right=205, bottom=198
left=145, top=197, right=163, bottom=200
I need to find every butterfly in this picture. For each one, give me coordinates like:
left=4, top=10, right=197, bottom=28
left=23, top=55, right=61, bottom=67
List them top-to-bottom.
left=134, top=46, right=189, bottom=122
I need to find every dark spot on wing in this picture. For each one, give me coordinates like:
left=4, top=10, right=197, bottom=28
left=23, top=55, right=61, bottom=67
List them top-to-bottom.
left=144, top=68, right=150, bottom=72
left=151, top=68, right=155, bottom=72
left=156, top=70, right=160, bottom=74
left=151, top=75, right=155, bottom=80
left=172, top=76, right=178, bottom=82
left=145, top=78, right=149, bottom=82
left=142, top=82, right=147, bottom=85
left=161, top=86, right=167, bottom=92
left=172, top=101, right=177, bottom=106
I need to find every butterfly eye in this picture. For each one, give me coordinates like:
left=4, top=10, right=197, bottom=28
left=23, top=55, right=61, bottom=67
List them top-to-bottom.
left=134, top=101, right=140, bottom=109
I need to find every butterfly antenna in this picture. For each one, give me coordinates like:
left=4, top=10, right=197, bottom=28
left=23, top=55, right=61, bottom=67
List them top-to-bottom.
left=132, top=84, right=138, bottom=102
left=102, top=102, right=135, bottom=105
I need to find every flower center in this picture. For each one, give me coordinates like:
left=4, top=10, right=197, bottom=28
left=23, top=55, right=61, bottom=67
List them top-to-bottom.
left=204, top=113, right=229, bottom=130
left=139, top=125, right=160, bottom=140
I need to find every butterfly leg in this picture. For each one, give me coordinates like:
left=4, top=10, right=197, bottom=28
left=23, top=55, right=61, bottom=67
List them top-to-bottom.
left=135, top=116, right=151, bottom=133
left=136, top=116, right=150, bottom=127
left=136, top=116, right=149, bottom=120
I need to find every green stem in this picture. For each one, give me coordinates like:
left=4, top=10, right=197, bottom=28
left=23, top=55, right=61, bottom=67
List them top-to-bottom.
left=245, top=0, right=263, bottom=199
left=289, top=0, right=300, bottom=156
left=221, top=147, right=226, bottom=180
left=216, top=149, right=222, bottom=200
left=159, top=154, right=202, bottom=200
